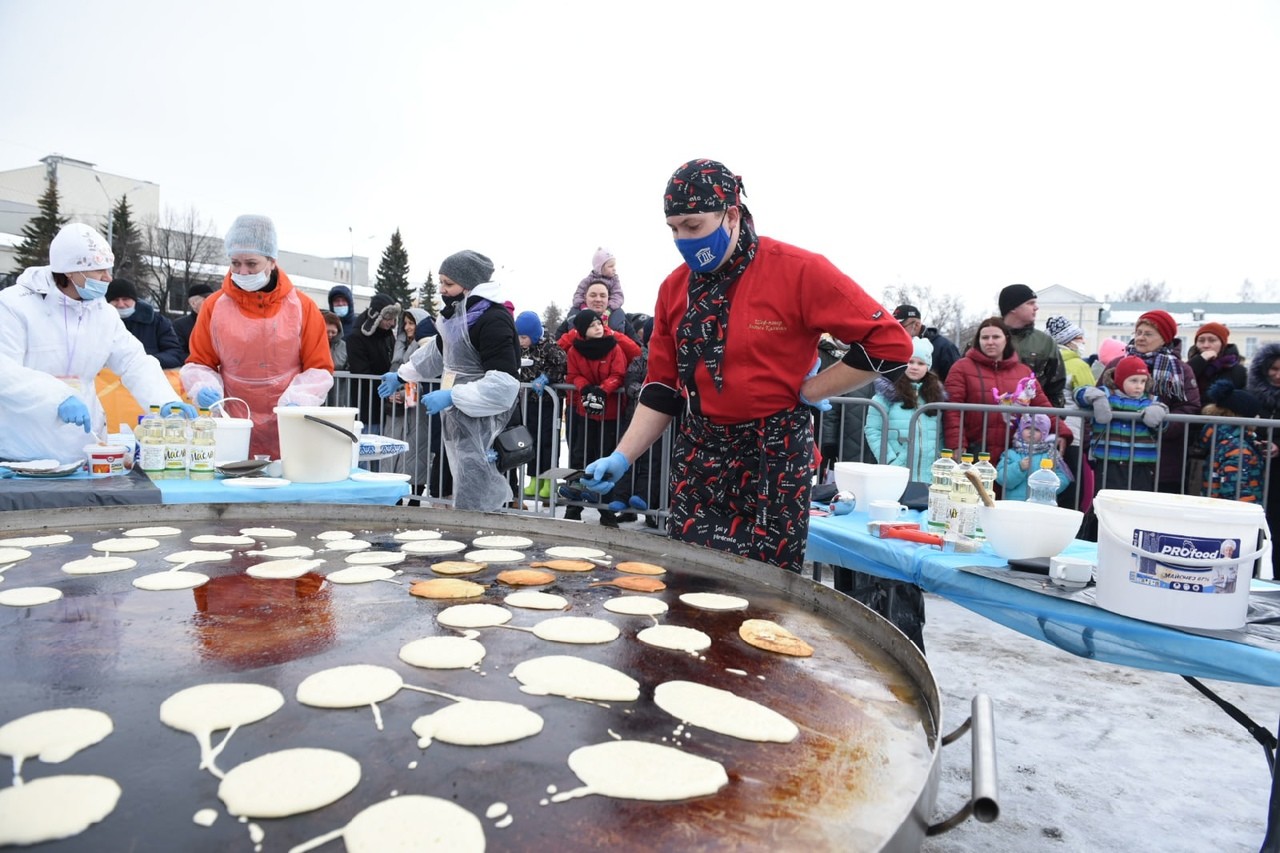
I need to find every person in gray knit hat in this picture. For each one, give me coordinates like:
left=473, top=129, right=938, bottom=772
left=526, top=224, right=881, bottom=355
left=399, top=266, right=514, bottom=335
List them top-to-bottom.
left=377, top=250, right=521, bottom=510
left=438, top=250, right=494, bottom=291
left=999, top=283, right=1066, bottom=407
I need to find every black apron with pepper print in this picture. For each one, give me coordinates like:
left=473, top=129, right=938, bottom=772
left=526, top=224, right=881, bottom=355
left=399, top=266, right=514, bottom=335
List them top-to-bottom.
left=667, top=405, right=813, bottom=573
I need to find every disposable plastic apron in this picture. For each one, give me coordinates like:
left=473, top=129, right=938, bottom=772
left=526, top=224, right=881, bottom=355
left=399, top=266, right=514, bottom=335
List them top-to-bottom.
left=207, top=293, right=304, bottom=458
left=439, top=309, right=514, bottom=510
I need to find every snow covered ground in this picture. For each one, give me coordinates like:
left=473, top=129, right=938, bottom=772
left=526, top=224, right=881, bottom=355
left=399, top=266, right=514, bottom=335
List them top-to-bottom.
left=918, top=594, right=1276, bottom=853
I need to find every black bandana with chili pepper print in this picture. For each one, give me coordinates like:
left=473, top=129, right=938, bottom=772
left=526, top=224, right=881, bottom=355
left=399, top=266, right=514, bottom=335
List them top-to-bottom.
left=664, top=159, right=759, bottom=395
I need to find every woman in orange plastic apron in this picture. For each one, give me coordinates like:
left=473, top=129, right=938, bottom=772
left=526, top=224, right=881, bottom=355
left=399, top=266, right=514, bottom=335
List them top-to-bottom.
left=181, top=215, right=334, bottom=459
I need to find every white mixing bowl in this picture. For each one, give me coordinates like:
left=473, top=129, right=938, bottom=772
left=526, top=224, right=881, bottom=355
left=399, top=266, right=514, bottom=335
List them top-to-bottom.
left=832, top=462, right=910, bottom=507
left=977, top=500, right=1084, bottom=560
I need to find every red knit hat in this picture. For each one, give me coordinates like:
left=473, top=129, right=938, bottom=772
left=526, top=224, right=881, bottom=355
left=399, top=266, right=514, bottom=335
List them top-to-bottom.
left=1136, top=310, right=1177, bottom=345
left=1195, top=322, right=1230, bottom=346
left=1115, top=356, right=1149, bottom=387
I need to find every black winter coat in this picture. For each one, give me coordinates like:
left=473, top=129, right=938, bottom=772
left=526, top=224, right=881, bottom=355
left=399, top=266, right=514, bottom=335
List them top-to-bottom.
left=123, top=300, right=184, bottom=369
left=172, top=311, right=198, bottom=358
left=345, top=326, right=396, bottom=377
left=1188, top=342, right=1248, bottom=403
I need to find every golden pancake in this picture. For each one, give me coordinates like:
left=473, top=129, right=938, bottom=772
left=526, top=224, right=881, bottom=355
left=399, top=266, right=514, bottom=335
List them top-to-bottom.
left=496, top=569, right=556, bottom=587
left=409, top=579, right=485, bottom=600
left=739, top=619, right=814, bottom=657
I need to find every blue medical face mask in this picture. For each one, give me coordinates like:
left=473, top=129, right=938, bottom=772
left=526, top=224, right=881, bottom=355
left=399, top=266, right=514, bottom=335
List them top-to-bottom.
left=674, top=211, right=731, bottom=273
left=73, top=273, right=110, bottom=301
left=333, top=305, right=349, bottom=317
left=116, top=306, right=136, bottom=319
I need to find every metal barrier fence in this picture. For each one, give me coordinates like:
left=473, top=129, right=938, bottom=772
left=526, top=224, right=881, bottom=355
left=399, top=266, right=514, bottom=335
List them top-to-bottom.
left=333, top=372, right=1280, bottom=520
left=333, top=373, right=673, bottom=523
left=901, top=401, right=1280, bottom=509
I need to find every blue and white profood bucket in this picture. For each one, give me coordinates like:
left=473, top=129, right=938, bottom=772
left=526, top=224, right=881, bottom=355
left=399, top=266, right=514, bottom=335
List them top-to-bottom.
left=1094, top=489, right=1271, bottom=629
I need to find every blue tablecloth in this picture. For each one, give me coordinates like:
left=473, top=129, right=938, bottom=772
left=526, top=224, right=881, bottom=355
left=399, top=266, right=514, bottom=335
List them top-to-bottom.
left=157, top=472, right=409, bottom=506
left=807, top=509, right=1280, bottom=687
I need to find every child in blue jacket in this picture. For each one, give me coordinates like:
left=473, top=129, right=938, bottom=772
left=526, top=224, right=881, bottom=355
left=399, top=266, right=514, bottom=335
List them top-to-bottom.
left=996, top=413, right=1071, bottom=500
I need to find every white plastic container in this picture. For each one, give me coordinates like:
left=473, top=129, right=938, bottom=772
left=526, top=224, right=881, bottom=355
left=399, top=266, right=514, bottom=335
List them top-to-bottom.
left=209, top=397, right=253, bottom=464
left=275, top=406, right=359, bottom=484
left=85, top=444, right=126, bottom=477
left=832, top=462, right=909, bottom=507
left=1094, top=489, right=1271, bottom=630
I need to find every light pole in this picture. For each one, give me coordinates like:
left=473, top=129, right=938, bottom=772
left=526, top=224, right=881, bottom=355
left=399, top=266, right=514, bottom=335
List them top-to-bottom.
left=94, top=175, right=145, bottom=246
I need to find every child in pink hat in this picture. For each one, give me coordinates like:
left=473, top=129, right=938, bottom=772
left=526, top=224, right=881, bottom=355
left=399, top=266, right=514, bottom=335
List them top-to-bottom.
left=571, top=247, right=624, bottom=312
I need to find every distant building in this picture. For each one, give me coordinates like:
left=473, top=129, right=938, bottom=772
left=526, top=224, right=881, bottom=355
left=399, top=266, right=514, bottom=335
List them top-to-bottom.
left=0, top=154, right=373, bottom=311
left=1037, top=284, right=1280, bottom=361
left=1098, top=302, right=1280, bottom=361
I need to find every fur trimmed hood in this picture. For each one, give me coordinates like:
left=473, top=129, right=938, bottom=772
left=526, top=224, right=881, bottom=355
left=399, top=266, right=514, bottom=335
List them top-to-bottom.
left=1247, top=341, right=1280, bottom=414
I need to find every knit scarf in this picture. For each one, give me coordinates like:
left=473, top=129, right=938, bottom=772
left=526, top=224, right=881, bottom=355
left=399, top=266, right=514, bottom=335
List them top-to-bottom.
left=674, top=212, right=759, bottom=392
left=464, top=298, right=491, bottom=328
left=572, top=335, right=617, bottom=360
left=1125, top=342, right=1185, bottom=401
left=1011, top=426, right=1075, bottom=483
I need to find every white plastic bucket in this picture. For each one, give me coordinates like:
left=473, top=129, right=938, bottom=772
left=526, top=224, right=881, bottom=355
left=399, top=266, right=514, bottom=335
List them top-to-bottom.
left=209, top=398, right=253, bottom=464
left=275, top=406, right=359, bottom=484
left=1094, top=489, right=1271, bottom=630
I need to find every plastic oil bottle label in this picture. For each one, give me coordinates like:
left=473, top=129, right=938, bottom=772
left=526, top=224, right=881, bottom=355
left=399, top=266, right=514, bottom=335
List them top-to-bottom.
left=140, top=441, right=165, bottom=473
left=189, top=443, right=216, bottom=475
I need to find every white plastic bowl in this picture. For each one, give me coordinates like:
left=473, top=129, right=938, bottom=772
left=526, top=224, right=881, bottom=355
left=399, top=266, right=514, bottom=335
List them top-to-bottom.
left=832, top=462, right=909, bottom=507
left=977, top=501, right=1084, bottom=560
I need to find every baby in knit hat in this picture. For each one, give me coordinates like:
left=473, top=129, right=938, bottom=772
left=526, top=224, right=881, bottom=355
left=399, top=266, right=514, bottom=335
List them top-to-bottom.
left=571, top=247, right=625, bottom=312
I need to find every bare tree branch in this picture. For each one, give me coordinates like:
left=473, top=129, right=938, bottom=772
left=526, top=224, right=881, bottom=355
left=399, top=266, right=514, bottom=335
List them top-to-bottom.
left=142, top=207, right=222, bottom=313
left=1117, top=278, right=1169, bottom=302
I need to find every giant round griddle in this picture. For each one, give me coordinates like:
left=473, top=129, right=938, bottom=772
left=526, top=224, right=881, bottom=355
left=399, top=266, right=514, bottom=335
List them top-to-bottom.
left=0, top=503, right=947, bottom=852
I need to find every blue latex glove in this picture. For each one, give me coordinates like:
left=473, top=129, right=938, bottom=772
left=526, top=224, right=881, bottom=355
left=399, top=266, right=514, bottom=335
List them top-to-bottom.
left=799, top=355, right=832, bottom=412
left=378, top=371, right=403, bottom=399
left=531, top=373, right=549, bottom=394
left=196, top=387, right=221, bottom=409
left=422, top=389, right=453, bottom=415
left=800, top=390, right=832, bottom=412
left=57, top=396, right=92, bottom=432
left=160, top=401, right=198, bottom=419
left=580, top=451, right=630, bottom=495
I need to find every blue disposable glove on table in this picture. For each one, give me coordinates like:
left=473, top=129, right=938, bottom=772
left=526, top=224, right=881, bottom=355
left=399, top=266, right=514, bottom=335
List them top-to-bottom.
left=799, top=355, right=832, bottom=412
left=378, top=371, right=403, bottom=399
left=531, top=374, right=549, bottom=394
left=196, top=388, right=221, bottom=409
left=423, top=389, right=453, bottom=415
left=57, top=396, right=91, bottom=432
left=160, top=401, right=198, bottom=419
left=581, top=451, right=630, bottom=494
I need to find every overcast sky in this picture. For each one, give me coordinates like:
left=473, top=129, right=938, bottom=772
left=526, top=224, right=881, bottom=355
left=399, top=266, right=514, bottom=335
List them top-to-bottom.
left=2, top=0, right=1277, bottom=318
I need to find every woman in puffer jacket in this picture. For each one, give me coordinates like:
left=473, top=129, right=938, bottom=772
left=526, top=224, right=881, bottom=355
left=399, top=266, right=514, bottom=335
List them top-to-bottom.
left=943, top=317, right=1068, bottom=467
left=864, top=337, right=945, bottom=481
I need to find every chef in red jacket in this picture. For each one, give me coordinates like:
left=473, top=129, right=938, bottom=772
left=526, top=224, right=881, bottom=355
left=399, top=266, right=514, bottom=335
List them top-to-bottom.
left=581, top=158, right=912, bottom=572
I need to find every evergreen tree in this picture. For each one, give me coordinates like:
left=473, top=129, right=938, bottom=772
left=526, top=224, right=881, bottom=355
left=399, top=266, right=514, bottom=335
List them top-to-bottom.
left=12, top=178, right=68, bottom=273
left=108, top=196, right=146, bottom=287
left=373, top=229, right=413, bottom=307
left=418, top=271, right=439, bottom=319
left=542, top=301, right=564, bottom=337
